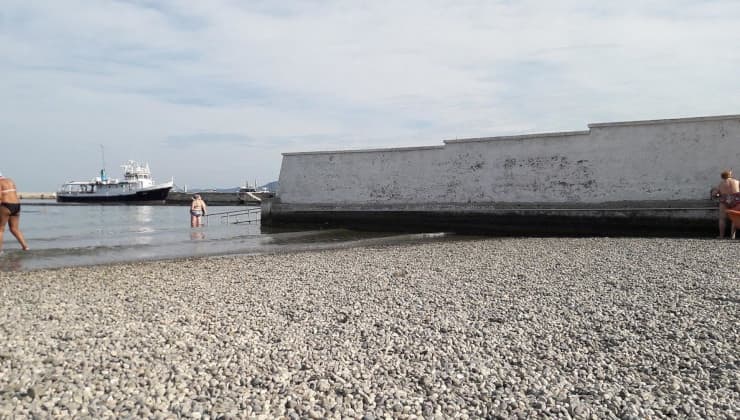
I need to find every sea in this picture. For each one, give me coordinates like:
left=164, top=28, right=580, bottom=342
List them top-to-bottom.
left=0, top=201, right=450, bottom=272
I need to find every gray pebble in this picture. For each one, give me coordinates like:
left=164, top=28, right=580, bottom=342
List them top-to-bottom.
left=0, top=238, right=737, bottom=418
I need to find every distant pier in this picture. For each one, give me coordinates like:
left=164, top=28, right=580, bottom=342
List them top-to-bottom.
left=18, top=191, right=272, bottom=206
left=166, top=191, right=273, bottom=206
left=19, top=192, right=56, bottom=200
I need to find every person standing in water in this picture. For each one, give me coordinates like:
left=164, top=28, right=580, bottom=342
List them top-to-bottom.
left=713, top=169, right=740, bottom=239
left=0, top=172, right=30, bottom=253
left=190, top=194, right=207, bottom=228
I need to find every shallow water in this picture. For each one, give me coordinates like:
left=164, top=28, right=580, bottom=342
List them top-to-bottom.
left=0, top=201, right=449, bottom=272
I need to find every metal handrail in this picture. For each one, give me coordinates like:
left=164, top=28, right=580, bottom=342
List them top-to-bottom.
left=203, top=207, right=261, bottom=224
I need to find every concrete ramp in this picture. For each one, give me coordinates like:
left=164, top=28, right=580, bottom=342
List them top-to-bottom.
left=243, top=192, right=262, bottom=202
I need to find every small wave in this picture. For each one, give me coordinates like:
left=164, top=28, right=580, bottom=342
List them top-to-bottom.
left=1, top=227, right=460, bottom=272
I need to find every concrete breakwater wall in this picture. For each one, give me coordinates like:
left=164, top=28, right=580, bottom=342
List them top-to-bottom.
left=265, top=114, right=740, bottom=234
left=166, top=191, right=241, bottom=205
left=166, top=191, right=273, bottom=205
left=19, top=192, right=57, bottom=199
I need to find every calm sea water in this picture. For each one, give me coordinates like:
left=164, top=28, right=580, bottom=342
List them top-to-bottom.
left=0, top=201, right=448, bottom=272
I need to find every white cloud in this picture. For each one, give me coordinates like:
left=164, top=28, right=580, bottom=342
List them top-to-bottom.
left=1, top=0, right=739, bottom=190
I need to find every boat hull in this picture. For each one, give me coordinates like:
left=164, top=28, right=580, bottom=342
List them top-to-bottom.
left=56, top=186, right=172, bottom=203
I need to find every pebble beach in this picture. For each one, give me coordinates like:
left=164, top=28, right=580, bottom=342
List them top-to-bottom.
left=1, top=237, right=738, bottom=419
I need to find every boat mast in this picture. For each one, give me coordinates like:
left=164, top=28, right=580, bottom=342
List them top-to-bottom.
left=100, top=144, right=108, bottom=182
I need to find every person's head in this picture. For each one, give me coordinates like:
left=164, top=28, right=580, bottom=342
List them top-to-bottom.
left=721, top=170, right=733, bottom=179
left=193, top=194, right=201, bottom=200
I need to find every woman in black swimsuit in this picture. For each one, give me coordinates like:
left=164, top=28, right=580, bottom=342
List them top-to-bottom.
left=0, top=173, right=30, bottom=252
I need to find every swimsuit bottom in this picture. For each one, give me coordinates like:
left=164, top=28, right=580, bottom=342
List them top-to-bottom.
left=719, top=193, right=740, bottom=208
left=1, top=202, right=20, bottom=216
left=191, top=210, right=203, bottom=217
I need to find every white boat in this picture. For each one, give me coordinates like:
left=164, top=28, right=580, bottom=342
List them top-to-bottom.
left=57, top=161, right=174, bottom=203
left=237, top=181, right=274, bottom=204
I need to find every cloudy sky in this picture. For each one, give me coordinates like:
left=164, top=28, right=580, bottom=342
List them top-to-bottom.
left=2, top=0, right=739, bottom=191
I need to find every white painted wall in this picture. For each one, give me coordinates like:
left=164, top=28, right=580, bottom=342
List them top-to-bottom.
left=278, top=115, right=740, bottom=206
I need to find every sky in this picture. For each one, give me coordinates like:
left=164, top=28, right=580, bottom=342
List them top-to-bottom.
left=2, top=0, right=740, bottom=191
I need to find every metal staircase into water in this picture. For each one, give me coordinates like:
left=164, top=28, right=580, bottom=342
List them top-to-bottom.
left=203, top=207, right=261, bottom=224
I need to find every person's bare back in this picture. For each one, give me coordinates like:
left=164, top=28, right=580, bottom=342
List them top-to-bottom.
left=0, top=177, right=19, bottom=203
left=717, top=177, right=740, bottom=195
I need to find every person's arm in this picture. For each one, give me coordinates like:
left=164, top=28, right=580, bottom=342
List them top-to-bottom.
left=202, top=201, right=207, bottom=215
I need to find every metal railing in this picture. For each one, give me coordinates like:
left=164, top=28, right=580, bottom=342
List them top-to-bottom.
left=203, top=207, right=261, bottom=224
